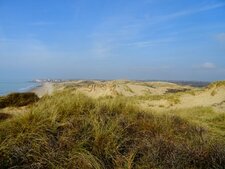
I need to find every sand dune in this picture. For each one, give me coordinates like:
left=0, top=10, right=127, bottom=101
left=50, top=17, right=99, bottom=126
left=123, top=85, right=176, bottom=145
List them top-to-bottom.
left=32, top=80, right=225, bottom=112
left=31, top=82, right=54, bottom=97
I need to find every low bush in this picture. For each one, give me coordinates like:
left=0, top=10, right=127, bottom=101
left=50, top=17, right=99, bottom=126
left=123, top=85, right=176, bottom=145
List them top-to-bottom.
left=0, top=92, right=39, bottom=108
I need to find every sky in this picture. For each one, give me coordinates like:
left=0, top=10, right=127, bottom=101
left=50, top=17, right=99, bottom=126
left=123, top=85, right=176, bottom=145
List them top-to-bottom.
left=0, top=0, right=225, bottom=81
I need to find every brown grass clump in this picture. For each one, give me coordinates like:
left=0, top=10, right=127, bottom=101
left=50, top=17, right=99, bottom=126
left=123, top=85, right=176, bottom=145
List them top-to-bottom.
left=165, top=88, right=190, bottom=94
left=211, top=90, right=217, bottom=96
left=0, top=92, right=224, bottom=168
left=0, top=92, right=39, bottom=108
left=0, top=113, right=12, bottom=121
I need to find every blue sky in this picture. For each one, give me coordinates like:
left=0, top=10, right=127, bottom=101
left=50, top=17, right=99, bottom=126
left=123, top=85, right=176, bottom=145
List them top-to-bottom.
left=0, top=0, right=225, bottom=81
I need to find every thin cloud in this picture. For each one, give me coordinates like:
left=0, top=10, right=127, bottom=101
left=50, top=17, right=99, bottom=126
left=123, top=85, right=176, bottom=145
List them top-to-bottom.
left=88, top=2, right=224, bottom=59
left=90, top=2, right=225, bottom=56
left=156, top=3, right=225, bottom=22
left=90, top=16, right=141, bottom=58
left=30, top=21, right=55, bottom=26
left=215, top=33, right=225, bottom=42
left=0, top=38, right=17, bottom=42
left=0, top=38, right=53, bottom=62
left=124, top=38, right=175, bottom=48
left=92, top=41, right=114, bottom=58
left=200, top=62, right=216, bottom=69
left=130, top=65, right=170, bottom=72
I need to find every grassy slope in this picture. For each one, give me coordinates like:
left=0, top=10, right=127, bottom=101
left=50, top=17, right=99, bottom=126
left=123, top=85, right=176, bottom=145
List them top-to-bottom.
left=0, top=92, right=225, bottom=169
left=166, top=107, right=225, bottom=140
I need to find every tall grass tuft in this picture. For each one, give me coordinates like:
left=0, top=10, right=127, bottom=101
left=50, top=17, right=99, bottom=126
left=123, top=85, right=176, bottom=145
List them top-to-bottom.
left=0, top=92, right=224, bottom=168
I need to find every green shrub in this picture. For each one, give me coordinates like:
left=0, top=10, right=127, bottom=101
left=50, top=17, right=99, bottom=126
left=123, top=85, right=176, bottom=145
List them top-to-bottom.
left=0, top=92, right=39, bottom=108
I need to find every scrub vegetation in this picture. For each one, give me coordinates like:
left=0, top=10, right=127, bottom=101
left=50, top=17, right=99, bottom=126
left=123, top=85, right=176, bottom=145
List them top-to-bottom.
left=0, top=92, right=224, bottom=169
left=0, top=93, right=39, bottom=108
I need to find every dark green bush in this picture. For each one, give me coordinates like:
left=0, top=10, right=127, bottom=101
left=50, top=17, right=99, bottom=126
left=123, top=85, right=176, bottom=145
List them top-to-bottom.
left=0, top=92, right=39, bottom=108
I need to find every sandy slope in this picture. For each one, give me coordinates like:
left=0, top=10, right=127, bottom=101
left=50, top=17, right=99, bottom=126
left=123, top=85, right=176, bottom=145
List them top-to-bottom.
left=31, top=80, right=225, bottom=112
left=55, top=80, right=191, bottom=97
left=31, top=82, right=54, bottom=97
left=176, top=88, right=225, bottom=109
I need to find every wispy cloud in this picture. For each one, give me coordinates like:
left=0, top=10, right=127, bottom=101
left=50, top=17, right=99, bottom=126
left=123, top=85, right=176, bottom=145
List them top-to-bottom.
left=89, top=1, right=225, bottom=59
left=154, top=2, right=225, bottom=22
left=90, top=16, right=141, bottom=58
left=30, top=21, right=55, bottom=26
left=215, top=32, right=225, bottom=42
left=0, top=37, right=53, bottom=62
left=0, top=38, right=17, bottom=42
left=0, top=38, right=17, bottom=49
left=124, top=38, right=175, bottom=48
left=92, top=40, right=115, bottom=58
left=199, top=62, right=216, bottom=69
left=130, top=65, right=171, bottom=72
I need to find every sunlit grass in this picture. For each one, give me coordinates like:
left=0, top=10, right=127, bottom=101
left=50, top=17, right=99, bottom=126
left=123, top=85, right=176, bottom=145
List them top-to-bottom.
left=0, top=92, right=224, bottom=168
left=135, top=93, right=181, bottom=105
left=166, top=106, right=225, bottom=140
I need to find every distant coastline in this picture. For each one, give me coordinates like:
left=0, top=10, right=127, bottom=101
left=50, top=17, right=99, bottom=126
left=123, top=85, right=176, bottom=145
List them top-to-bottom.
left=0, top=79, right=212, bottom=97
left=32, top=79, right=211, bottom=87
left=0, top=81, right=40, bottom=96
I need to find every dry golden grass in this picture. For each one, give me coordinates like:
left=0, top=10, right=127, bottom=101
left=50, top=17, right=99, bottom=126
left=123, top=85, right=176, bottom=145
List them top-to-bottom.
left=0, top=92, right=224, bottom=169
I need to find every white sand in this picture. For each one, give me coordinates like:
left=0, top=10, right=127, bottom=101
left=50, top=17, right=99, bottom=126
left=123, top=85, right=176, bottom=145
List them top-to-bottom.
left=31, top=82, right=54, bottom=97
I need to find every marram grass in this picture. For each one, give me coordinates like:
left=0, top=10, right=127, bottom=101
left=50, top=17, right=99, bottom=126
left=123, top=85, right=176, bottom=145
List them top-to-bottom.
left=0, top=92, right=225, bottom=169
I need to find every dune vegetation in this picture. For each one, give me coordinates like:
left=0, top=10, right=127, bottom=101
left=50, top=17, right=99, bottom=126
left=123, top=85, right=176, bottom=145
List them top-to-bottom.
left=0, top=91, right=225, bottom=169
left=0, top=93, right=39, bottom=109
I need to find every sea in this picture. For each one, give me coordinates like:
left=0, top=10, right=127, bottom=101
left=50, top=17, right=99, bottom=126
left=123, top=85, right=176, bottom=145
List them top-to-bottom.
left=0, top=80, right=39, bottom=96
